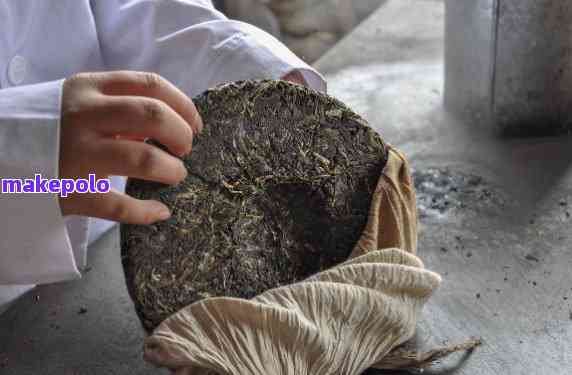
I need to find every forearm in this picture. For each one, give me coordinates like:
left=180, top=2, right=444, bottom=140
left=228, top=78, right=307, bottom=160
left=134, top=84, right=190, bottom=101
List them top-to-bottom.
left=91, top=0, right=326, bottom=97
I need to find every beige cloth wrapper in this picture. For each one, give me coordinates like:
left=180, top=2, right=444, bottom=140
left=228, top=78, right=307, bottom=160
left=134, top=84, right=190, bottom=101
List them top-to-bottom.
left=143, top=147, right=444, bottom=375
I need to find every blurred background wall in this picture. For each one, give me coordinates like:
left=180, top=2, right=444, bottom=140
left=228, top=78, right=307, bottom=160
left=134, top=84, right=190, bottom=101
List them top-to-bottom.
left=213, top=0, right=387, bottom=63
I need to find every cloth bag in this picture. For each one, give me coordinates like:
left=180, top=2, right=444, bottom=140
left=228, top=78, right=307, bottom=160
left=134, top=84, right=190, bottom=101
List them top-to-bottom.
left=142, top=146, right=477, bottom=375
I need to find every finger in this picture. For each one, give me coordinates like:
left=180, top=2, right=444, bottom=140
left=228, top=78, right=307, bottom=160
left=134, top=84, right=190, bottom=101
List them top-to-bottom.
left=88, top=71, right=203, bottom=135
left=90, top=95, right=194, bottom=156
left=115, top=135, right=146, bottom=141
left=88, top=139, right=188, bottom=185
left=62, top=189, right=171, bottom=224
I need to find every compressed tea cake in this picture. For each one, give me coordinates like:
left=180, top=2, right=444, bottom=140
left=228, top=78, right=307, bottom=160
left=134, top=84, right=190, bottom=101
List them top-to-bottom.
left=121, top=80, right=388, bottom=331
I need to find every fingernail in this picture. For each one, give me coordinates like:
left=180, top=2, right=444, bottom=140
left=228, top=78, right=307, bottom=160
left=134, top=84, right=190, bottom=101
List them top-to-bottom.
left=182, top=146, right=192, bottom=157
left=179, top=160, right=189, bottom=179
left=157, top=207, right=171, bottom=221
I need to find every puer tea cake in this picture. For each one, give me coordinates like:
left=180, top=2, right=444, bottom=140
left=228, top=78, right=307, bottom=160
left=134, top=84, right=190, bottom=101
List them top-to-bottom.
left=121, top=80, right=388, bottom=331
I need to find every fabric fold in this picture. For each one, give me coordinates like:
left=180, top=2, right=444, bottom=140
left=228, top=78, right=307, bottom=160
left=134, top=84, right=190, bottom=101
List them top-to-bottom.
left=143, top=146, right=476, bottom=374
left=351, top=146, right=418, bottom=258
left=144, top=248, right=441, bottom=375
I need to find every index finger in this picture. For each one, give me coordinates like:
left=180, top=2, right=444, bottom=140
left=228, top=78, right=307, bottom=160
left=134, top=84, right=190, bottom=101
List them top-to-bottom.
left=87, top=71, right=204, bottom=135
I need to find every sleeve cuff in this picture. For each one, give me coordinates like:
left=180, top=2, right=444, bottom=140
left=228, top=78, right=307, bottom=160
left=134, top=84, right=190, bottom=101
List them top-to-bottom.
left=0, top=79, right=81, bottom=285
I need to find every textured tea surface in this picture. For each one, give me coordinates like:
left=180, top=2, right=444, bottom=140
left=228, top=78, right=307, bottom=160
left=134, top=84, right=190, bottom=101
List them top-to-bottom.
left=121, top=80, right=388, bottom=331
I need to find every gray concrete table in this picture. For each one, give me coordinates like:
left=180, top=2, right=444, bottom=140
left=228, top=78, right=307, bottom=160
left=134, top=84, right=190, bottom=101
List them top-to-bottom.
left=1, top=0, right=571, bottom=374
left=318, top=0, right=572, bottom=373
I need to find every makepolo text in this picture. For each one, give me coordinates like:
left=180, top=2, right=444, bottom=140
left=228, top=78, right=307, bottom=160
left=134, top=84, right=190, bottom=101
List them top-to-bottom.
left=1, top=174, right=111, bottom=197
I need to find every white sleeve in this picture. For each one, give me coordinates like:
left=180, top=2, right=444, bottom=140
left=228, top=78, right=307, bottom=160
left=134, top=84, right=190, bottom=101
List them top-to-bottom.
left=90, top=0, right=327, bottom=97
left=0, top=80, right=81, bottom=285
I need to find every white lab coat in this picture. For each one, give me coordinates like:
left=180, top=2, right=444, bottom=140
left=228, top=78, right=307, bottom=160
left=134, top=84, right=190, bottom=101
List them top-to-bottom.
left=0, top=0, right=325, bottom=313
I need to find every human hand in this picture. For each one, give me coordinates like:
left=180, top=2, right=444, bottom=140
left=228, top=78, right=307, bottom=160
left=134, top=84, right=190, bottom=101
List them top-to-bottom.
left=282, top=70, right=308, bottom=86
left=59, top=71, right=203, bottom=224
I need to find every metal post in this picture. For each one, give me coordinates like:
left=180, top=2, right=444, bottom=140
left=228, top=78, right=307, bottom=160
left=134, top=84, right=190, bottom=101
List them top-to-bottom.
left=445, top=0, right=572, bottom=135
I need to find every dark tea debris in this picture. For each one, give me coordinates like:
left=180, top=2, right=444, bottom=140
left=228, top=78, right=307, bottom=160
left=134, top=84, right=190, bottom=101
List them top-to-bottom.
left=413, top=168, right=504, bottom=220
left=525, top=254, right=540, bottom=262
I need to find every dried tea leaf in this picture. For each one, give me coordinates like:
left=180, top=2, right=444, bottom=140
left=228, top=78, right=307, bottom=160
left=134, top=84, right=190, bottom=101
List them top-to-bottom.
left=121, top=80, right=388, bottom=331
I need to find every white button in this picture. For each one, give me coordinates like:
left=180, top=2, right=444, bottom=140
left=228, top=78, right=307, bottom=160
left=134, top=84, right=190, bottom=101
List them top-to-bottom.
left=8, top=55, right=28, bottom=85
